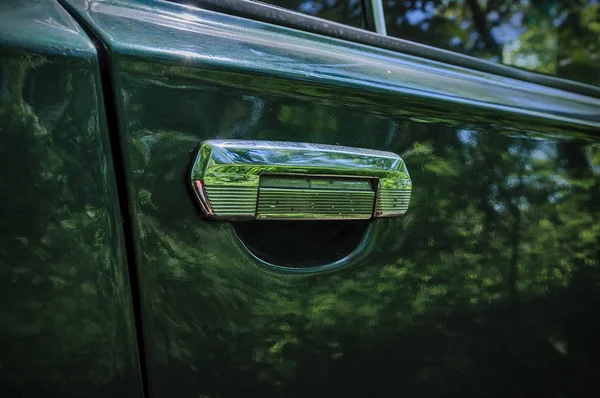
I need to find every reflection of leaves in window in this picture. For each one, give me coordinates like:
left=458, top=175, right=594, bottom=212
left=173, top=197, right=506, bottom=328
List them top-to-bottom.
left=261, top=0, right=365, bottom=28
left=385, top=0, right=600, bottom=85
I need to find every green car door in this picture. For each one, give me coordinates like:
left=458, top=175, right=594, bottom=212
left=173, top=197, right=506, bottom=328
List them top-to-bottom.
left=0, top=0, right=142, bottom=396
left=10, top=0, right=600, bottom=396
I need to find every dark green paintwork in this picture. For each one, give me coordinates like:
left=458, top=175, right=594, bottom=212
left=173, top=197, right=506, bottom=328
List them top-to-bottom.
left=43, top=0, right=600, bottom=397
left=65, top=0, right=600, bottom=131
left=0, top=1, right=142, bottom=396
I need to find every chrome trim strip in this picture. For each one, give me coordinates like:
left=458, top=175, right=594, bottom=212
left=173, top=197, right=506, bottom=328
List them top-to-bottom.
left=370, top=0, right=387, bottom=36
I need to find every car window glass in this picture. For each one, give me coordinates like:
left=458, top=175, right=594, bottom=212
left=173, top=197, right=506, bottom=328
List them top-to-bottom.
left=258, top=0, right=365, bottom=28
left=384, top=0, right=600, bottom=86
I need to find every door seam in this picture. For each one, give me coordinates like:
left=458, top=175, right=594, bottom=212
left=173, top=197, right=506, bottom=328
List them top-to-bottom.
left=56, top=1, right=152, bottom=397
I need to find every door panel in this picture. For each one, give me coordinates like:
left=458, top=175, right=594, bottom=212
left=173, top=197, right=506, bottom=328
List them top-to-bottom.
left=0, top=0, right=142, bottom=396
left=65, top=0, right=600, bottom=397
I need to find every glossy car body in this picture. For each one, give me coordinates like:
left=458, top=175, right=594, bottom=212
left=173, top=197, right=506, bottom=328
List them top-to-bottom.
left=1, top=0, right=599, bottom=397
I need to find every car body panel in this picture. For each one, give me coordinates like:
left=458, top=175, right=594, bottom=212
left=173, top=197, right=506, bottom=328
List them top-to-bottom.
left=0, top=0, right=143, bottom=396
left=16, top=0, right=600, bottom=397
left=64, top=0, right=600, bottom=131
left=171, top=0, right=600, bottom=98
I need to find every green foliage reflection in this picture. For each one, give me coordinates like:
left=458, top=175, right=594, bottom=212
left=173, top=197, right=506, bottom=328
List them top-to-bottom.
left=385, top=0, right=600, bottom=85
left=125, top=79, right=600, bottom=396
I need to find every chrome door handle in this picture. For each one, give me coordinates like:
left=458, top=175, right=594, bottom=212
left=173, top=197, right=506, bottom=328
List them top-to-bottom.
left=190, top=140, right=412, bottom=221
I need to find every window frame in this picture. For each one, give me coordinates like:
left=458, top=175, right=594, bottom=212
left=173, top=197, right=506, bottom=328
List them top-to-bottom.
left=170, top=0, right=600, bottom=98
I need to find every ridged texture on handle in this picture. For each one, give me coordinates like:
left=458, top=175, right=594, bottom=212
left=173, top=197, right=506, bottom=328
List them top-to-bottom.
left=204, top=186, right=257, bottom=217
left=257, top=188, right=375, bottom=219
left=376, top=189, right=411, bottom=216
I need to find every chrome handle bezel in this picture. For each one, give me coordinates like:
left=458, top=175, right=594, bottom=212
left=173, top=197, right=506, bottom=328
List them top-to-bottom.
left=190, top=140, right=412, bottom=221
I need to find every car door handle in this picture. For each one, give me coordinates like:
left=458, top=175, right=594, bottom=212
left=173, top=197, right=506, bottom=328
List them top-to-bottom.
left=190, top=140, right=412, bottom=221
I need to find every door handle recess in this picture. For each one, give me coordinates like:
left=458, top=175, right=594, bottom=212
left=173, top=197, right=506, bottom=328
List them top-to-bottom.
left=190, top=140, right=412, bottom=221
